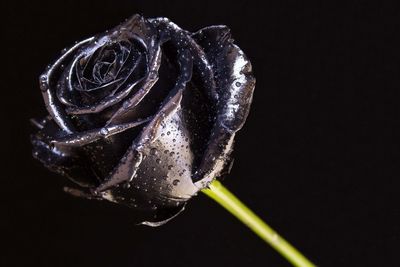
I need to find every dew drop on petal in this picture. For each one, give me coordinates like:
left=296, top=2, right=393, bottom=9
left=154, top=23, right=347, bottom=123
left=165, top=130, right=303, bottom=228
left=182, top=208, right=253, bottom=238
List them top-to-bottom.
left=123, top=101, right=130, bottom=109
left=100, top=128, right=109, bottom=136
left=150, top=148, right=157, bottom=155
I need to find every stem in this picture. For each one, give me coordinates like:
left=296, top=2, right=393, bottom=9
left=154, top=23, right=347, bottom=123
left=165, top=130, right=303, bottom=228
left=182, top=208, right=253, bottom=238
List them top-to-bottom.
left=201, top=180, right=316, bottom=267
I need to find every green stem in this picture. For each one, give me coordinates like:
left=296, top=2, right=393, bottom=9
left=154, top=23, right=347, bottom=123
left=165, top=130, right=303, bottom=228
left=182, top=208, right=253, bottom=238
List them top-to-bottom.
left=202, top=180, right=316, bottom=267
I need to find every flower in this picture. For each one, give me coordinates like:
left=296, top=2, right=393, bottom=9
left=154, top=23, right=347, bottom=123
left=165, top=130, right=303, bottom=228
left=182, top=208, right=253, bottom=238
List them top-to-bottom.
left=31, top=14, right=255, bottom=226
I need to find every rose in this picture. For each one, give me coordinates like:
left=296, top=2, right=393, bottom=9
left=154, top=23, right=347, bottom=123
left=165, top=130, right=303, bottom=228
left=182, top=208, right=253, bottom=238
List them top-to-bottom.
left=31, top=14, right=255, bottom=225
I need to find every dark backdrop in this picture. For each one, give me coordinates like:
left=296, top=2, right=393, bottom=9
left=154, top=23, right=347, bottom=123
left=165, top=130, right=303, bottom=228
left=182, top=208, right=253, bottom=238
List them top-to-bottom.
left=3, top=1, right=400, bottom=266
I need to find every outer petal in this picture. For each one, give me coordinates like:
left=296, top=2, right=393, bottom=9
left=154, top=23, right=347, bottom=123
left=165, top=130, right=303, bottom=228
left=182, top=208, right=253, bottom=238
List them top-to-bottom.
left=150, top=17, right=218, bottom=101
left=192, top=26, right=256, bottom=187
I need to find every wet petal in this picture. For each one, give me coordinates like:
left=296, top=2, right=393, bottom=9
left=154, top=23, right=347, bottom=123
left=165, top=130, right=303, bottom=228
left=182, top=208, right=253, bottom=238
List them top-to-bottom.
left=151, top=17, right=218, bottom=101
left=192, top=26, right=256, bottom=185
left=51, top=117, right=151, bottom=147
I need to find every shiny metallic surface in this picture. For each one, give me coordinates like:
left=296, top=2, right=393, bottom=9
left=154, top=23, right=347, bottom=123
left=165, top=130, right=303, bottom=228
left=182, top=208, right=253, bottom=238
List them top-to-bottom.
left=31, top=14, right=255, bottom=225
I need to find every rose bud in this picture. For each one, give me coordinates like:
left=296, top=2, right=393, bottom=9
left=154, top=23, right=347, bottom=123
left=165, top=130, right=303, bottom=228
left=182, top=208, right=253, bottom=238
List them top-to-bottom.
left=31, top=14, right=255, bottom=226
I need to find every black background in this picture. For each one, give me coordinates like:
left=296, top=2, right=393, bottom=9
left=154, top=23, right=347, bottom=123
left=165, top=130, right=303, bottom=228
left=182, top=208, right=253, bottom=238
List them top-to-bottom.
left=3, top=1, right=400, bottom=266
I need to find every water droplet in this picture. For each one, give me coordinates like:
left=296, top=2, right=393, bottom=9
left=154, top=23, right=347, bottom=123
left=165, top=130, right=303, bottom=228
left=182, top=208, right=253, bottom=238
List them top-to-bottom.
left=149, top=70, right=158, bottom=79
left=39, top=76, right=48, bottom=91
left=235, top=81, right=241, bottom=87
left=123, top=101, right=130, bottom=109
left=100, top=128, right=109, bottom=136
left=167, top=131, right=171, bottom=135
left=150, top=148, right=157, bottom=155
left=156, top=159, right=161, bottom=164
left=168, top=165, right=173, bottom=170
left=172, top=179, right=180, bottom=186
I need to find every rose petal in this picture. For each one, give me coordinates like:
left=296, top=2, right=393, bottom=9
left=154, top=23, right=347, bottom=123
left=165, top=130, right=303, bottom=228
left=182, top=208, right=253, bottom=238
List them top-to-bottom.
left=151, top=17, right=218, bottom=101
left=191, top=26, right=256, bottom=186
left=51, top=117, right=151, bottom=147
left=140, top=205, right=186, bottom=227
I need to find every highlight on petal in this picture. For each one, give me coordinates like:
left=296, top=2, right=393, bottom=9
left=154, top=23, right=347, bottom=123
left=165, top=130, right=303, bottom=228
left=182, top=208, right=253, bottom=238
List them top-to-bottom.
left=51, top=117, right=151, bottom=147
